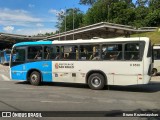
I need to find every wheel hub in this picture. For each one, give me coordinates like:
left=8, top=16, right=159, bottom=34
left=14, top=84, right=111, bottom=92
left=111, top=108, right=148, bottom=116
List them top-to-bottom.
left=31, top=74, right=37, bottom=81
left=91, top=77, right=101, bottom=87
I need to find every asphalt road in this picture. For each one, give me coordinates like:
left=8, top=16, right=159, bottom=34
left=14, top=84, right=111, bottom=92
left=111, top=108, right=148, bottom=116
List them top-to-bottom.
left=0, top=64, right=160, bottom=120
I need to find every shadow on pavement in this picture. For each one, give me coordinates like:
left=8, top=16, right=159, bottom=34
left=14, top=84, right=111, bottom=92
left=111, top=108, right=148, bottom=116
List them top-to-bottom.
left=15, top=81, right=160, bottom=93
left=15, top=81, right=89, bottom=89
left=107, top=82, right=160, bottom=93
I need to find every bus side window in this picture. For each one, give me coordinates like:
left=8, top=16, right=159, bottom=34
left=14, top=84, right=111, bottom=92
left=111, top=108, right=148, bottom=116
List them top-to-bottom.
left=124, top=43, right=140, bottom=60
left=102, top=44, right=122, bottom=60
left=62, top=45, right=77, bottom=60
left=80, top=45, right=100, bottom=60
left=28, top=46, right=42, bottom=60
left=44, top=46, right=53, bottom=60
left=48, top=46, right=60, bottom=60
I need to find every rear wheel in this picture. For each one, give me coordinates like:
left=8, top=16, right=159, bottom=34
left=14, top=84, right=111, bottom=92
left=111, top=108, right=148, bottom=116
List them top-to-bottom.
left=152, top=68, right=157, bottom=76
left=30, top=71, right=41, bottom=86
left=88, top=73, right=105, bottom=90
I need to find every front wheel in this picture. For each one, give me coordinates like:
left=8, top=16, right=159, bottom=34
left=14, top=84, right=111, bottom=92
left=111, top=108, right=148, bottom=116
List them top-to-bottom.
left=30, top=71, right=41, bottom=86
left=88, top=73, right=105, bottom=90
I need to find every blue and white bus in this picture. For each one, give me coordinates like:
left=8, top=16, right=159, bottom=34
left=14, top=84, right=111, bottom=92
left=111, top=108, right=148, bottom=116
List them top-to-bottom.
left=10, top=37, right=152, bottom=90
left=0, top=49, right=11, bottom=65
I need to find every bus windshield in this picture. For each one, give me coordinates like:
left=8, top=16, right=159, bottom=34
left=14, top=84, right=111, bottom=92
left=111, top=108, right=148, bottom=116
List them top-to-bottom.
left=11, top=47, right=25, bottom=66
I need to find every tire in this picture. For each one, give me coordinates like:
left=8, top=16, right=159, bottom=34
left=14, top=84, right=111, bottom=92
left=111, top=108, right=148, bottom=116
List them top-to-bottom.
left=152, top=68, right=157, bottom=76
left=30, top=71, right=41, bottom=86
left=88, top=73, right=105, bottom=90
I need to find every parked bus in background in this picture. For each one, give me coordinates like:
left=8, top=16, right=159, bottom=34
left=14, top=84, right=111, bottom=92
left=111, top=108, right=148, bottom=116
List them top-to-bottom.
left=10, top=37, right=152, bottom=90
left=152, top=44, right=160, bottom=76
left=0, top=49, right=11, bottom=65
left=0, top=50, right=1, bottom=64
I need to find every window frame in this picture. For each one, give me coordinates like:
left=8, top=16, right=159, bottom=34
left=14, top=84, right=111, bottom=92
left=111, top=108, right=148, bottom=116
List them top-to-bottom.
left=11, top=41, right=145, bottom=64
left=27, top=45, right=43, bottom=61
left=10, top=46, right=27, bottom=67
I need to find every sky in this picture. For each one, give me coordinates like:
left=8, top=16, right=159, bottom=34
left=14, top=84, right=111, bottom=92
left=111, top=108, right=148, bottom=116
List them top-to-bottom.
left=0, top=0, right=89, bottom=35
left=0, top=0, right=137, bottom=36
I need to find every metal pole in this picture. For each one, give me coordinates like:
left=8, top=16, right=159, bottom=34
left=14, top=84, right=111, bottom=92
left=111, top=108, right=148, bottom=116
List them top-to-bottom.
left=108, top=4, right=109, bottom=22
left=65, top=7, right=66, bottom=40
left=73, top=7, right=74, bottom=40
left=56, top=11, right=60, bottom=41
left=59, top=17, right=61, bottom=40
left=59, top=29, right=60, bottom=40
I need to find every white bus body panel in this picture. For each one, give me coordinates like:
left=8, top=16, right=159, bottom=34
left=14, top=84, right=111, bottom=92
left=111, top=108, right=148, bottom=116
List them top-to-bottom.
left=51, top=37, right=151, bottom=86
left=154, top=60, right=160, bottom=72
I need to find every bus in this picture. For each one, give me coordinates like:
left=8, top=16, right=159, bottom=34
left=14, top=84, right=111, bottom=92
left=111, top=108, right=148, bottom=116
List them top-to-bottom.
left=10, top=37, right=152, bottom=90
left=152, top=44, right=160, bottom=75
left=0, top=49, right=11, bottom=65
left=0, top=51, right=1, bottom=64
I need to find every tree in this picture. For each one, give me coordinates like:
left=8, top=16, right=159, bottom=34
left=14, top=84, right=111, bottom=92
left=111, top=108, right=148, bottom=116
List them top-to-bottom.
left=55, top=0, right=160, bottom=33
left=79, top=0, right=97, bottom=5
left=83, top=0, right=135, bottom=26
left=83, top=0, right=109, bottom=25
left=135, top=0, right=149, bottom=7
left=145, top=0, right=160, bottom=27
left=149, top=0, right=160, bottom=10
left=133, top=6, right=149, bottom=27
left=55, top=8, right=84, bottom=32
left=145, top=9, right=160, bottom=27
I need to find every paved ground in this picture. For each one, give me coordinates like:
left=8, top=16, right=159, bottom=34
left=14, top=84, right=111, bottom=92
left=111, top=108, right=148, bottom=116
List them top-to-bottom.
left=0, top=64, right=160, bottom=120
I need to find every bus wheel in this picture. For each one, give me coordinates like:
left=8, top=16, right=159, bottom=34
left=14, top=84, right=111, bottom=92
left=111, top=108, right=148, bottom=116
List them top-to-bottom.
left=152, top=68, right=157, bottom=76
left=30, top=71, right=41, bottom=86
left=88, top=73, right=105, bottom=90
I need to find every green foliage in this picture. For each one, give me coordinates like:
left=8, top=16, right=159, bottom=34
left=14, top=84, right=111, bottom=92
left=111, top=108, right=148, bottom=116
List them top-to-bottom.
left=55, top=0, right=160, bottom=33
left=79, top=0, right=97, bottom=5
left=83, top=0, right=109, bottom=25
left=83, top=0, right=135, bottom=25
left=135, top=0, right=149, bottom=6
left=149, top=0, right=160, bottom=10
left=110, top=1, right=135, bottom=25
left=132, top=6, right=149, bottom=28
left=57, top=8, right=84, bottom=32
left=145, top=9, right=160, bottom=27
left=131, top=30, right=160, bottom=44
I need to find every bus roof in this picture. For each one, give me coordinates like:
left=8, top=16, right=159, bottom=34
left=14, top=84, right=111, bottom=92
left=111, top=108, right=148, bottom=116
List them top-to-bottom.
left=13, top=37, right=149, bottom=47
left=153, top=45, right=160, bottom=49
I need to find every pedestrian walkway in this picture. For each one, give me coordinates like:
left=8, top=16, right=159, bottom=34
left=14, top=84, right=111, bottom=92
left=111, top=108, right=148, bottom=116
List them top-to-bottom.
left=0, top=64, right=11, bottom=81
left=0, top=74, right=11, bottom=81
left=151, top=76, right=160, bottom=82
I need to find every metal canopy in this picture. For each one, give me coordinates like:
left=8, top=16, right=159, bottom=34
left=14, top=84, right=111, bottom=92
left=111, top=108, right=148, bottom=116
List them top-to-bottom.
left=0, top=22, right=157, bottom=50
left=47, top=22, right=157, bottom=40
left=0, top=33, right=46, bottom=50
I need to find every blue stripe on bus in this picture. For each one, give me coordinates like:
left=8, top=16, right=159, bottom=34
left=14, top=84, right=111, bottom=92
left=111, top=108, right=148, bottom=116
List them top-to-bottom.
left=14, top=41, right=52, bottom=47
left=11, top=61, right=52, bottom=82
